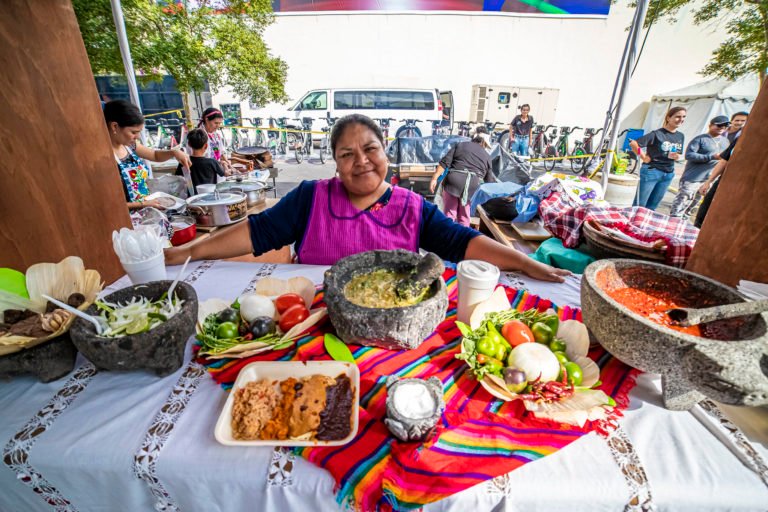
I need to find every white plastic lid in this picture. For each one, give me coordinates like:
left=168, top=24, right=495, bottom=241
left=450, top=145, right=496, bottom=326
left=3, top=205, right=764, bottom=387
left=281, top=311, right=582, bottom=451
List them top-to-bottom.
left=457, top=260, right=500, bottom=287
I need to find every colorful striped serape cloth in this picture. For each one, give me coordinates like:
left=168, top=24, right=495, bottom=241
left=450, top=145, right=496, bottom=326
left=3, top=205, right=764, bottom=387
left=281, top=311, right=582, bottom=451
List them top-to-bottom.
left=196, top=269, right=639, bottom=511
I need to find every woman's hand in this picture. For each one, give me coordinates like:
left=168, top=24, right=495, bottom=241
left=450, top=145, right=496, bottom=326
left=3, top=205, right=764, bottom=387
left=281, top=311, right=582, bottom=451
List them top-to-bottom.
left=173, top=149, right=192, bottom=169
left=668, top=152, right=681, bottom=161
left=429, top=178, right=438, bottom=194
left=698, top=181, right=711, bottom=196
left=142, top=199, right=165, bottom=210
left=164, top=245, right=192, bottom=265
left=520, top=259, right=571, bottom=283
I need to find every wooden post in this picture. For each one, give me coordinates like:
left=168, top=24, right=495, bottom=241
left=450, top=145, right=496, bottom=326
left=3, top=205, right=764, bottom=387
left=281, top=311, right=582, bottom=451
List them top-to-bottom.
left=0, top=0, right=130, bottom=283
left=686, top=80, right=768, bottom=286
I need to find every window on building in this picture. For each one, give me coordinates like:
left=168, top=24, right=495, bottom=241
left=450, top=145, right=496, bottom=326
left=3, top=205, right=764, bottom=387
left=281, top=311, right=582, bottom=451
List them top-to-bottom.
left=498, top=92, right=510, bottom=105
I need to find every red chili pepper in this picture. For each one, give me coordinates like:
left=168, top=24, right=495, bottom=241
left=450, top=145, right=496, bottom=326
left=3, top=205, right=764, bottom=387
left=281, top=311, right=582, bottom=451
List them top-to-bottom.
left=243, top=333, right=253, bottom=341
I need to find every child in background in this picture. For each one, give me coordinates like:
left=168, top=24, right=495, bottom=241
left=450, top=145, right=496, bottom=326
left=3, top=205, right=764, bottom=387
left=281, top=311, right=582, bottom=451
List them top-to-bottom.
left=176, top=128, right=230, bottom=193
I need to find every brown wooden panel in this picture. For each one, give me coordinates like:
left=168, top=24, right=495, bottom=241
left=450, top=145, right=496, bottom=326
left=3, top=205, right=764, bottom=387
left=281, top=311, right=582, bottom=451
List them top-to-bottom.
left=0, top=0, right=130, bottom=282
left=686, top=81, right=768, bottom=286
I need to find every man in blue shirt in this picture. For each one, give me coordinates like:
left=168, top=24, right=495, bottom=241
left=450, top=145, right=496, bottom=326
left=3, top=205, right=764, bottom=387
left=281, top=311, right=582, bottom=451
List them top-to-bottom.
left=669, top=115, right=730, bottom=218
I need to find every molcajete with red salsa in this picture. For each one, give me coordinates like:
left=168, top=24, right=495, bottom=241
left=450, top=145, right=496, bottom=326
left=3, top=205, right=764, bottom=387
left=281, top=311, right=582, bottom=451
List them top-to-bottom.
left=581, top=259, right=768, bottom=410
left=600, top=267, right=756, bottom=340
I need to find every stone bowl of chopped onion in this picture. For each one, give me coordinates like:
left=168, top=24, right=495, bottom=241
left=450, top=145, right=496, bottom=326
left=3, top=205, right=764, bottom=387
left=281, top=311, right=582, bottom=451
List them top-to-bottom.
left=70, top=281, right=197, bottom=376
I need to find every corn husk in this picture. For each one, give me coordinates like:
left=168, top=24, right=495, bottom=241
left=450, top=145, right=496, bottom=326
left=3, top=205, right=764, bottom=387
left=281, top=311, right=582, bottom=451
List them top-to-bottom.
left=0, top=257, right=103, bottom=356
left=253, top=276, right=316, bottom=310
left=468, top=287, right=511, bottom=330
left=558, top=319, right=590, bottom=360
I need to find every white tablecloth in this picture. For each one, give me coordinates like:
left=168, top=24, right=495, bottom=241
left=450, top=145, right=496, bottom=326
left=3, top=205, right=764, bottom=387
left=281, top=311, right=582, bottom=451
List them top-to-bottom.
left=1, top=260, right=766, bottom=512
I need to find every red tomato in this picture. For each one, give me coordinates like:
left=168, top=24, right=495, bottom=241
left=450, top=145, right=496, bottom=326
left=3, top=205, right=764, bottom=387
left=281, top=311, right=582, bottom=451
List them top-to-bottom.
left=275, top=293, right=306, bottom=314
left=278, top=304, right=309, bottom=332
left=501, top=320, right=535, bottom=347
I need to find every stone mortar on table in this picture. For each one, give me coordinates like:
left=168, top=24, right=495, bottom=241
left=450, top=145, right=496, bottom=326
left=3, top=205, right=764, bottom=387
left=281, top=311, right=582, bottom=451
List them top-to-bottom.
left=323, top=250, right=448, bottom=351
left=581, top=259, right=768, bottom=410
left=70, top=281, right=197, bottom=377
left=384, top=375, right=445, bottom=442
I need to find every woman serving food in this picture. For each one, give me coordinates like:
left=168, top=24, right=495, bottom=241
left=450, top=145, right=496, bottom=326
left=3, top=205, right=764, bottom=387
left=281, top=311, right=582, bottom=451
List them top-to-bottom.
left=105, top=100, right=192, bottom=210
left=165, top=114, right=569, bottom=283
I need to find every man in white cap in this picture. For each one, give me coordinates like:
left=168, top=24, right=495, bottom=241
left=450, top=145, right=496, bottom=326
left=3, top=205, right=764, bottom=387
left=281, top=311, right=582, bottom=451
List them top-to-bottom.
left=668, top=115, right=731, bottom=218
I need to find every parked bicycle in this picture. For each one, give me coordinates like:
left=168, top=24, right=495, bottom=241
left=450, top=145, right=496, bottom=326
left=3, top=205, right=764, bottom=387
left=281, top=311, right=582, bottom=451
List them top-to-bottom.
left=319, top=114, right=337, bottom=164
left=267, top=117, right=299, bottom=156
left=294, top=117, right=315, bottom=164
left=244, top=118, right=267, bottom=147
left=374, top=118, right=395, bottom=144
left=396, top=119, right=422, bottom=138
left=431, top=120, right=449, bottom=136
left=455, top=121, right=472, bottom=138
left=483, top=121, right=506, bottom=145
left=530, top=124, right=556, bottom=160
left=543, top=126, right=581, bottom=172
left=570, top=128, right=606, bottom=173
left=584, top=128, right=639, bottom=179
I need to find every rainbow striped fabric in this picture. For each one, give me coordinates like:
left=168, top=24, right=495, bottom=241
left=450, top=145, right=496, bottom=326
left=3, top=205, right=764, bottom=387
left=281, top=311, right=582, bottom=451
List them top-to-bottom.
left=196, top=269, right=639, bottom=511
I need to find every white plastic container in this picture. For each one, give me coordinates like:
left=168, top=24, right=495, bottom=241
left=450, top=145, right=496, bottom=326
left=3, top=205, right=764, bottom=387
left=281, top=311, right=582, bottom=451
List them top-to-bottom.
left=594, top=173, right=639, bottom=208
left=197, top=183, right=216, bottom=194
left=121, top=252, right=167, bottom=285
left=456, top=260, right=500, bottom=324
left=214, top=361, right=360, bottom=447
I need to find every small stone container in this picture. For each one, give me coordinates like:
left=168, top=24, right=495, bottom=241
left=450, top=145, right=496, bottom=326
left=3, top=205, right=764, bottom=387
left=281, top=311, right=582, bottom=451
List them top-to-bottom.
left=324, top=250, right=449, bottom=351
left=70, top=281, right=197, bottom=377
left=384, top=375, right=445, bottom=442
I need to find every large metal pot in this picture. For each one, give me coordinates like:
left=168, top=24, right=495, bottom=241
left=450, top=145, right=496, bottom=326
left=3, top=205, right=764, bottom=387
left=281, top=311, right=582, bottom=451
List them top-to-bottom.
left=216, top=179, right=267, bottom=207
left=186, top=191, right=247, bottom=227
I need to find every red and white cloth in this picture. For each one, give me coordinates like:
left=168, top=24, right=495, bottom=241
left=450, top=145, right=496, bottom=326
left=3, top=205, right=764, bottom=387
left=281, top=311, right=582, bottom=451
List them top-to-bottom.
left=539, top=190, right=699, bottom=267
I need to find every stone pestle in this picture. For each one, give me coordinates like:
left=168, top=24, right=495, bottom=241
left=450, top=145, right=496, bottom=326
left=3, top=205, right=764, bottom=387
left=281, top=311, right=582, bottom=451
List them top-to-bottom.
left=395, top=252, right=445, bottom=303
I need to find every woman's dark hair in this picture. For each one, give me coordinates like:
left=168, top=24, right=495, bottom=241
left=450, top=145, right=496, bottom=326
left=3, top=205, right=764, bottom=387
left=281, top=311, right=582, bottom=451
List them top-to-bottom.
left=103, top=99, right=144, bottom=127
left=520, top=104, right=530, bottom=110
left=664, top=106, right=687, bottom=122
left=198, top=107, right=224, bottom=127
left=732, top=111, right=749, bottom=119
left=330, top=114, right=384, bottom=157
left=187, top=128, right=208, bottom=150
left=471, top=135, right=486, bottom=144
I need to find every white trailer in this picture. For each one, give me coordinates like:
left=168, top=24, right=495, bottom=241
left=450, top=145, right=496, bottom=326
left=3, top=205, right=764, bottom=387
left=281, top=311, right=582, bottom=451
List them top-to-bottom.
left=469, top=84, right=559, bottom=127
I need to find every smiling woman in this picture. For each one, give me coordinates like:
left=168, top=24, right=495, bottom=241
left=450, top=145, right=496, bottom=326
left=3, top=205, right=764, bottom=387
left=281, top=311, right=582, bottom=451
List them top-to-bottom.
left=164, top=114, right=570, bottom=282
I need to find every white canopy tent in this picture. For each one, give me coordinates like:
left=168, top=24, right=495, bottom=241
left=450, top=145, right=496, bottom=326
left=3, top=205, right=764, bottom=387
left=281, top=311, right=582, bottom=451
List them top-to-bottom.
left=642, top=75, right=758, bottom=143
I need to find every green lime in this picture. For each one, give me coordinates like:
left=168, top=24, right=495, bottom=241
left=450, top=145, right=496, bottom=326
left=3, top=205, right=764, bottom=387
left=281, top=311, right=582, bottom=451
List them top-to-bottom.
left=126, top=317, right=149, bottom=335
left=216, top=321, right=239, bottom=339
left=531, top=322, right=553, bottom=344
left=549, top=338, right=567, bottom=353
left=553, top=351, right=569, bottom=365
left=564, top=362, right=583, bottom=386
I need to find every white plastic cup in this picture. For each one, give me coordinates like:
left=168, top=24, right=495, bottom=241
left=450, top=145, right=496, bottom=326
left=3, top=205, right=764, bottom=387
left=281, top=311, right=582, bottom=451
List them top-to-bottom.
left=197, top=184, right=216, bottom=194
left=121, top=252, right=167, bottom=285
left=456, top=260, right=500, bottom=324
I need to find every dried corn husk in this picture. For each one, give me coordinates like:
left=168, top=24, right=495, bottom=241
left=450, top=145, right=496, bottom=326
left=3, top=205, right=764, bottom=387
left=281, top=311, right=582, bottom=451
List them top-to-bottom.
left=0, top=257, right=103, bottom=356
left=253, top=276, right=316, bottom=310
left=468, top=287, right=511, bottom=330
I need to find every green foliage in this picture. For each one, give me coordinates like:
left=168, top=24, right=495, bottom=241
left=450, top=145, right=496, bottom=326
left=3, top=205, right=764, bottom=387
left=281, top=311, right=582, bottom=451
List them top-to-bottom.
left=73, top=0, right=288, bottom=109
left=634, top=0, right=767, bottom=83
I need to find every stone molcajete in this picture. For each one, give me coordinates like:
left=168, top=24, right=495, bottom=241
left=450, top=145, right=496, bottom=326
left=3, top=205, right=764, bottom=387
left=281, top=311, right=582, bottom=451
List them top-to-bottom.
left=324, top=250, right=448, bottom=351
left=581, top=259, right=768, bottom=411
left=70, top=281, right=197, bottom=377
left=384, top=375, right=445, bottom=442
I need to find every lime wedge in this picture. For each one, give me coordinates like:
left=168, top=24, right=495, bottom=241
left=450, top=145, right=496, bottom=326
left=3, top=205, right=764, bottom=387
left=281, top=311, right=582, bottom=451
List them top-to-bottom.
left=126, top=317, right=149, bottom=335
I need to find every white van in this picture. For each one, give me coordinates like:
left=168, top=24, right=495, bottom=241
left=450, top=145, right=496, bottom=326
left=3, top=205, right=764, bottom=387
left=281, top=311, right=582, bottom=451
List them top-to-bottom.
left=286, top=88, right=453, bottom=138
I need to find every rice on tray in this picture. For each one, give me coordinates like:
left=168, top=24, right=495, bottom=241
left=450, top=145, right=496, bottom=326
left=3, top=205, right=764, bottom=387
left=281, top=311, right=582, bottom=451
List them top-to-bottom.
left=231, top=380, right=279, bottom=440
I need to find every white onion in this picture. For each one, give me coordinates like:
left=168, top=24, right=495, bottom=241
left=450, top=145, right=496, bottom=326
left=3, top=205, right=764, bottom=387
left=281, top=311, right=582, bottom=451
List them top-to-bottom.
left=239, top=293, right=275, bottom=323
left=507, top=343, right=560, bottom=382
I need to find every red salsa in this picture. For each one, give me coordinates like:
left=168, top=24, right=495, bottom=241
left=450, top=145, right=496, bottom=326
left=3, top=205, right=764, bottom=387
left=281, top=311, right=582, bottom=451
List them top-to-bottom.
left=607, top=287, right=703, bottom=337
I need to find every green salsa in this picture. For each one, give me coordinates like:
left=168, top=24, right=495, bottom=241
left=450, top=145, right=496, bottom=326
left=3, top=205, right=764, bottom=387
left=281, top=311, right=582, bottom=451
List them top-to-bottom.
left=344, top=269, right=428, bottom=308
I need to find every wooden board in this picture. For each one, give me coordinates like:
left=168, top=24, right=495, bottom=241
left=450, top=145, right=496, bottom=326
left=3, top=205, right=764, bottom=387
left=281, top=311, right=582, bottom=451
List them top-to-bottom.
left=0, top=0, right=130, bottom=283
left=686, top=81, right=768, bottom=286
left=476, top=206, right=540, bottom=255
left=509, top=219, right=553, bottom=241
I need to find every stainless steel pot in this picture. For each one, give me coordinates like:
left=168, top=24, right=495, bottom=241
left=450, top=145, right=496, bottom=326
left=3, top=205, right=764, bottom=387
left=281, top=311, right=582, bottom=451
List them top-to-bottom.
left=216, top=179, right=267, bottom=207
left=186, top=191, right=247, bottom=227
